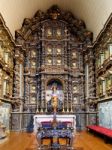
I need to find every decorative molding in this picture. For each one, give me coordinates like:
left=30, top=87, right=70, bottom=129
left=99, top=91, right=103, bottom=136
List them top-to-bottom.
left=15, top=5, right=93, bottom=46
left=0, top=13, right=15, bottom=45
left=93, top=13, right=112, bottom=47
left=94, top=13, right=112, bottom=100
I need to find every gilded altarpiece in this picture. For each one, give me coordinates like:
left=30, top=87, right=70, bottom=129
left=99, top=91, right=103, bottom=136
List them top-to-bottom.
left=12, top=6, right=93, bottom=130
left=0, top=14, right=14, bottom=135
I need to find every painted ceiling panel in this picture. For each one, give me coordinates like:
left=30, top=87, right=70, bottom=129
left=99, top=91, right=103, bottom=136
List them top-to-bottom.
left=0, top=0, right=112, bottom=41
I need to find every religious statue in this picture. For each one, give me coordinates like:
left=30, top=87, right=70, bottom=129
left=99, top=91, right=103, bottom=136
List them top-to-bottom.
left=47, top=28, right=52, bottom=37
left=56, top=29, right=61, bottom=38
left=47, top=82, right=63, bottom=113
left=51, top=84, right=58, bottom=112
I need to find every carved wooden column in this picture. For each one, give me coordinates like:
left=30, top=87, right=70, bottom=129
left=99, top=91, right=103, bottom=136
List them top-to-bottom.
left=0, top=15, right=15, bottom=132
left=14, top=46, right=25, bottom=112
left=0, top=69, right=3, bottom=97
left=40, top=75, right=46, bottom=112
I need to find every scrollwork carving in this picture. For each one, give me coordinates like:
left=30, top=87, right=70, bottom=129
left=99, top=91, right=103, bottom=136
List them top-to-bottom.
left=15, top=5, right=93, bottom=44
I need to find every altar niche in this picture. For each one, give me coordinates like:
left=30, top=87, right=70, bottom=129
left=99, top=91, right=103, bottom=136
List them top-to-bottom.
left=46, top=79, right=63, bottom=113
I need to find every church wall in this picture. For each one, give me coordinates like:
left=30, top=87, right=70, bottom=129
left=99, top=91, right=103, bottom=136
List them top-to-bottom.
left=0, top=14, right=15, bottom=138
left=94, top=14, right=112, bottom=128
left=98, top=101, right=112, bottom=129
left=0, top=103, right=11, bottom=132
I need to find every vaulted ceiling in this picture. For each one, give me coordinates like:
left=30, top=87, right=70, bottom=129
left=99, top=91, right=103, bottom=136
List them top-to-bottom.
left=0, top=0, right=112, bottom=41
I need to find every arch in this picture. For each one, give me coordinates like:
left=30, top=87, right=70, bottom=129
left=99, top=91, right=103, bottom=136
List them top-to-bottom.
left=15, top=5, right=93, bottom=47
left=45, top=77, right=64, bottom=90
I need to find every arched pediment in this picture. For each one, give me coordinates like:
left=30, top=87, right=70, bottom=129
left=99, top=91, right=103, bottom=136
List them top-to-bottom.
left=15, top=5, right=93, bottom=46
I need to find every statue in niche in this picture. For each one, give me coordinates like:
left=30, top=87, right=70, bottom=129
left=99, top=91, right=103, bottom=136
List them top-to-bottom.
left=46, top=28, right=52, bottom=37
left=56, top=29, right=61, bottom=37
left=47, top=46, right=52, bottom=54
left=57, top=48, right=61, bottom=54
left=48, top=59, right=52, bottom=64
left=57, top=59, right=61, bottom=65
left=47, top=82, right=63, bottom=113
left=51, top=83, right=58, bottom=112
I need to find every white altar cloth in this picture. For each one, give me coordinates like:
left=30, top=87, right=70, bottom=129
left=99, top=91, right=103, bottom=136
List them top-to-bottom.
left=33, top=114, right=76, bottom=133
